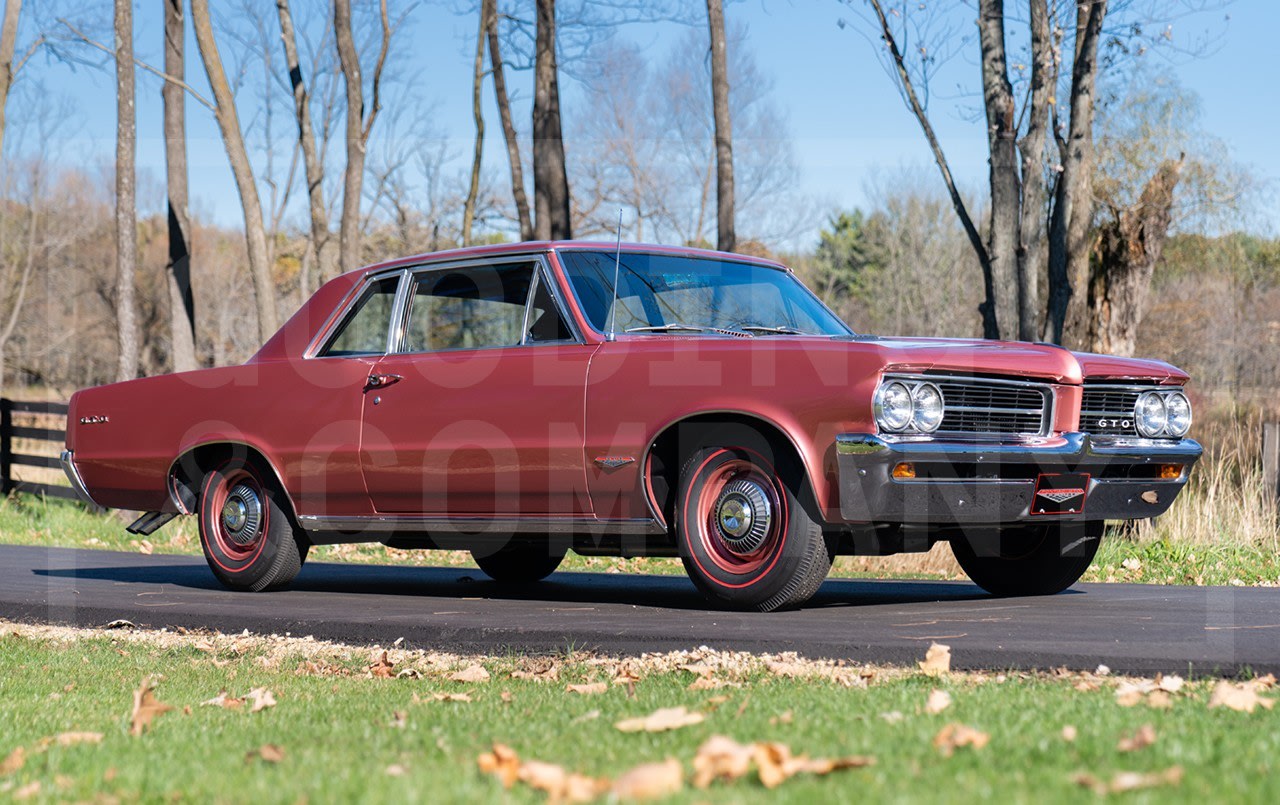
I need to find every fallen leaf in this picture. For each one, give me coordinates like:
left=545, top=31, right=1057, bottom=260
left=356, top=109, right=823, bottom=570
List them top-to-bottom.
left=139, top=539, right=154, bottom=555
left=1121, top=557, right=1142, bottom=572
left=105, top=620, right=136, bottom=630
left=919, top=643, right=951, bottom=675
left=367, top=651, right=395, bottom=679
left=513, top=658, right=560, bottom=682
left=451, top=664, right=490, bottom=684
left=396, top=668, right=422, bottom=680
left=1156, top=673, right=1185, bottom=694
left=1252, top=674, right=1277, bottom=690
left=687, top=675, right=733, bottom=691
left=129, top=677, right=174, bottom=736
left=1208, top=681, right=1274, bottom=713
left=566, top=682, right=607, bottom=696
left=247, top=688, right=277, bottom=713
left=925, top=689, right=952, bottom=715
left=1147, top=690, right=1173, bottom=709
left=200, top=691, right=243, bottom=710
left=500, top=691, right=514, bottom=703
left=432, top=692, right=473, bottom=703
left=615, top=706, right=705, bottom=733
left=571, top=709, right=601, bottom=725
left=769, top=710, right=794, bottom=726
left=879, top=711, right=905, bottom=724
left=933, top=723, right=990, bottom=757
left=1117, top=724, right=1157, bottom=752
left=1061, top=725, right=1077, bottom=742
left=45, top=732, right=104, bottom=748
left=693, top=735, right=754, bottom=788
left=753, top=741, right=873, bottom=788
left=478, top=743, right=521, bottom=789
left=246, top=744, right=285, bottom=764
left=1, top=747, right=25, bottom=776
left=611, top=757, right=683, bottom=800
left=518, top=761, right=608, bottom=803
left=385, top=764, right=407, bottom=777
left=1073, top=766, right=1183, bottom=794
left=13, top=781, right=39, bottom=801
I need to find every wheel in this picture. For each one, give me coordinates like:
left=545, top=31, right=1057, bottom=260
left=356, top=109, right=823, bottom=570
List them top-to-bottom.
left=676, top=440, right=833, bottom=612
left=198, top=458, right=308, bottom=592
left=950, top=522, right=1102, bottom=597
left=472, top=540, right=565, bottom=583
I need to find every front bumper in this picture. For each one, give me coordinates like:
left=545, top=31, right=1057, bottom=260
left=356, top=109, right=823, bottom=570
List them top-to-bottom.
left=835, top=432, right=1202, bottom=525
left=59, top=450, right=100, bottom=507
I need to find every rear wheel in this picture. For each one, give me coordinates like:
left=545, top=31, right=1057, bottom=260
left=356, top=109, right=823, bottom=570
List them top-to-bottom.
left=676, top=439, right=833, bottom=612
left=198, top=458, right=308, bottom=592
left=950, top=522, right=1102, bottom=597
left=472, top=540, right=565, bottom=583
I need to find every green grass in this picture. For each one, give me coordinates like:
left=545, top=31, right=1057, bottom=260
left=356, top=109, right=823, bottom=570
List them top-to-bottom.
left=2, top=494, right=1279, bottom=587
left=1, top=625, right=1278, bottom=803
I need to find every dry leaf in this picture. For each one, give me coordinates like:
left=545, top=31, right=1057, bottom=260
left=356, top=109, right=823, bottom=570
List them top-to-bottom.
left=138, top=539, right=154, bottom=555
left=105, top=619, right=136, bottom=630
left=919, top=643, right=951, bottom=675
left=367, top=651, right=395, bottom=679
left=513, top=658, right=560, bottom=682
left=451, top=664, right=490, bottom=684
left=612, top=667, right=641, bottom=687
left=396, top=668, right=422, bottom=680
left=1156, top=674, right=1185, bottom=694
left=1252, top=674, right=1276, bottom=690
left=687, top=676, right=733, bottom=691
left=129, top=677, right=174, bottom=736
left=1208, top=681, right=1274, bottom=713
left=566, top=682, right=607, bottom=696
left=247, top=688, right=277, bottom=713
left=925, top=689, right=952, bottom=715
left=1146, top=690, right=1173, bottom=709
left=201, top=691, right=243, bottom=710
left=500, top=691, right=514, bottom=703
left=432, top=692, right=473, bottom=703
left=615, top=706, right=705, bottom=733
left=571, top=709, right=601, bottom=725
left=769, top=710, right=794, bottom=726
left=389, top=711, right=407, bottom=729
left=880, top=711, right=905, bottom=724
left=933, top=723, right=990, bottom=757
left=1117, top=724, right=1157, bottom=752
left=1061, top=725, right=1078, bottom=742
left=45, top=732, right=103, bottom=748
left=692, top=735, right=754, bottom=788
left=753, top=741, right=874, bottom=788
left=478, top=743, right=521, bottom=789
left=246, top=744, right=285, bottom=764
left=1, top=747, right=25, bottom=776
left=611, top=758, right=683, bottom=800
left=518, top=761, right=608, bottom=803
left=385, top=764, right=407, bottom=777
left=1074, top=766, right=1183, bottom=794
left=13, top=781, right=39, bottom=800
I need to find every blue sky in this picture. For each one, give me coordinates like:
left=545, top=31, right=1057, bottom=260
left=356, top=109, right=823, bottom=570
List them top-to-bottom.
left=10, top=0, right=1278, bottom=246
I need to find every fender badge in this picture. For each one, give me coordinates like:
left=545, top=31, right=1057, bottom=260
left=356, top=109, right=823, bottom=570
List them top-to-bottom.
left=79, top=415, right=110, bottom=425
left=594, top=456, right=636, bottom=469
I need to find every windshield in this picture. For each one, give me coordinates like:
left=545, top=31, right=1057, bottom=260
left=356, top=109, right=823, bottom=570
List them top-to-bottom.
left=557, top=250, right=852, bottom=337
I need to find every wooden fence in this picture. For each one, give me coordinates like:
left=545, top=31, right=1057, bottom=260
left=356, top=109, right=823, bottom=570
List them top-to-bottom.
left=0, top=398, right=80, bottom=502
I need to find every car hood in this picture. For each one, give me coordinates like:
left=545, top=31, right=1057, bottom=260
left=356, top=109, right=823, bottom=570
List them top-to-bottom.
left=848, top=335, right=1188, bottom=385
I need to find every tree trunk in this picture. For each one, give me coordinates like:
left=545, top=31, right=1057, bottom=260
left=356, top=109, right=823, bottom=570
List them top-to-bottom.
left=0, top=0, right=20, bottom=164
left=114, top=0, right=139, bottom=382
left=163, top=0, right=197, bottom=373
left=191, top=0, right=278, bottom=342
left=277, top=0, right=334, bottom=288
left=333, top=0, right=364, bottom=271
left=487, top=0, right=533, bottom=241
left=532, top=0, right=571, bottom=240
left=706, top=0, right=735, bottom=253
left=977, top=0, right=1019, bottom=340
left=1015, top=0, right=1052, bottom=342
left=1043, top=0, right=1106, bottom=345
left=462, top=1, right=488, bottom=245
left=1088, top=157, right=1183, bottom=356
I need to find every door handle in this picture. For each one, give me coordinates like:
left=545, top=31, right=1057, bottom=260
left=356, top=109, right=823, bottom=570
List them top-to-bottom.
left=365, top=373, right=403, bottom=390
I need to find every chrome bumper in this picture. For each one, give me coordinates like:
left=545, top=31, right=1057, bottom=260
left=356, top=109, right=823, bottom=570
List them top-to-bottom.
left=834, top=432, right=1202, bottom=525
left=59, top=450, right=99, bottom=507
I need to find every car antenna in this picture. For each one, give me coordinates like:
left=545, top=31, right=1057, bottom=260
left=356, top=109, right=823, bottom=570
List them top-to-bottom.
left=607, top=207, right=623, bottom=342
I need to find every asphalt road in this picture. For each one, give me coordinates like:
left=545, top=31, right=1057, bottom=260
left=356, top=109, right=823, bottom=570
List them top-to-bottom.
left=1, top=544, right=1277, bottom=676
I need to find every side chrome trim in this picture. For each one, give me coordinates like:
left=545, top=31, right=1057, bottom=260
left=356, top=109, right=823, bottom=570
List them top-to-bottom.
left=59, top=450, right=100, bottom=507
left=296, top=514, right=666, bottom=536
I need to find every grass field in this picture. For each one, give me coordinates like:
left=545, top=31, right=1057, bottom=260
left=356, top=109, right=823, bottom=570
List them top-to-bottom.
left=1, top=621, right=1277, bottom=803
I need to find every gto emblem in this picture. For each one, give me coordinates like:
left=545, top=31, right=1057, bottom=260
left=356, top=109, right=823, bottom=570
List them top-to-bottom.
left=79, top=415, right=110, bottom=425
left=1097, top=418, right=1132, bottom=429
left=594, top=456, right=636, bottom=469
left=1036, top=488, right=1085, bottom=504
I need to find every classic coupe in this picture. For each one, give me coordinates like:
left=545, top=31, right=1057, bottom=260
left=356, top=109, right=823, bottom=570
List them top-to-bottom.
left=62, top=242, right=1201, bottom=610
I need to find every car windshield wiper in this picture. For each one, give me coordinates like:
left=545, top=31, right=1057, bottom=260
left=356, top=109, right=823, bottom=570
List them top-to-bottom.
left=625, top=324, right=715, bottom=334
left=735, top=325, right=813, bottom=335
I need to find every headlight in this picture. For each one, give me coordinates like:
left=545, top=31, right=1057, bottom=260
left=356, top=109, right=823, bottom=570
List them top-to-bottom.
left=874, top=381, right=914, bottom=431
left=911, top=383, right=944, bottom=433
left=1134, top=391, right=1168, bottom=438
left=1165, top=392, right=1192, bottom=437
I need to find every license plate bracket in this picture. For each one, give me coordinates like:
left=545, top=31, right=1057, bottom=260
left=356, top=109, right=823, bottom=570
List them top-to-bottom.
left=1031, top=473, right=1091, bottom=515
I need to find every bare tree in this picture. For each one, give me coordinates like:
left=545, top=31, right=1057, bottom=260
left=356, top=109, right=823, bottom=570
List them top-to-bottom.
left=0, top=0, right=21, bottom=163
left=113, top=0, right=138, bottom=381
left=163, top=0, right=196, bottom=373
left=190, top=0, right=278, bottom=342
left=333, top=0, right=391, bottom=271
left=462, top=0, right=490, bottom=245
left=486, top=0, right=532, bottom=240
left=533, top=0, right=571, bottom=240
left=706, top=0, right=734, bottom=253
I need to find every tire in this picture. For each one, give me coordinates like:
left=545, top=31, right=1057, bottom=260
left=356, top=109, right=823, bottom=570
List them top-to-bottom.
left=676, top=439, right=833, bottom=612
left=198, top=458, right=308, bottom=592
left=950, top=521, right=1102, bottom=597
left=472, top=540, right=565, bottom=583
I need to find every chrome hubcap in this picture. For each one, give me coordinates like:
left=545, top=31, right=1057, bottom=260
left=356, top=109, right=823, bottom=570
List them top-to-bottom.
left=713, top=479, right=772, bottom=555
left=221, top=483, right=263, bottom=546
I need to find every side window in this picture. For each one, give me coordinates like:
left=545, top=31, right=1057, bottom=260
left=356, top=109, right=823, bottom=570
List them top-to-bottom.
left=403, top=263, right=534, bottom=353
left=526, top=273, right=574, bottom=343
left=319, top=276, right=399, bottom=357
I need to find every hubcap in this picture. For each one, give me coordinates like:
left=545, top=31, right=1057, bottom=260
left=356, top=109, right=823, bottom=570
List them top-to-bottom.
left=713, top=479, right=772, bottom=555
left=220, top=483, right=263, bottom=546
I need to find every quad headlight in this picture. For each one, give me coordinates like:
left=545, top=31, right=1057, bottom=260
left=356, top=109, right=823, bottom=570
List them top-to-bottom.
left=874, top=379, right=945, bottom=434
left=1134, top=389, right=1192, bottom=438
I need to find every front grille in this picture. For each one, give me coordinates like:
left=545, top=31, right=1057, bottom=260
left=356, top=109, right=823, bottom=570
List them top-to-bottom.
left=930, top=378, right=1051, bottom=437
left=1080, top=387, right=1141, bottom=437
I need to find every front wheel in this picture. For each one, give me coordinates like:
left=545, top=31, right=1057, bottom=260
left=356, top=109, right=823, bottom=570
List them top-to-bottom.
left=677, top=444, right=833, bottom=612
left=198, top=458, right=308, bottom=592
left=950, top=522, right=1102, bottom=597
left=472, top=540, right=565, bottom=583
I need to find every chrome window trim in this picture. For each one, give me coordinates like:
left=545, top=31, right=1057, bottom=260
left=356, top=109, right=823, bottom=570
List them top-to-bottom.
left=304, top=267, right=410, bottom=359
left=880, top=373, right=1056, bottom=439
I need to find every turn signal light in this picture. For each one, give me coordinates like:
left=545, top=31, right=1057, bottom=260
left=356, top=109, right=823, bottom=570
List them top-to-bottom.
left=892, top=462, right=917, bottom=480
left=1159, top=464, right=1183, bottom=480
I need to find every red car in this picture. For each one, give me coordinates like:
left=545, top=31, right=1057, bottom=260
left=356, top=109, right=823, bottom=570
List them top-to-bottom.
left=62, top=242, right=1201, bottom=610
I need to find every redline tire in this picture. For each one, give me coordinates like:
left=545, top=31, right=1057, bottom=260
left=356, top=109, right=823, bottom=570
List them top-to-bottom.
left=676, top=442, right=833, bottom=612
left=198, top=458, right=308, bottom=592
left=951, top=522, right=1103, bottom=597
left=472, top=539, right=566, bottom=583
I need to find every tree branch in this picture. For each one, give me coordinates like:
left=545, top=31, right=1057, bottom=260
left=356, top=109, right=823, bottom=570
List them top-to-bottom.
left=58, top=18, right=215, bottom=112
